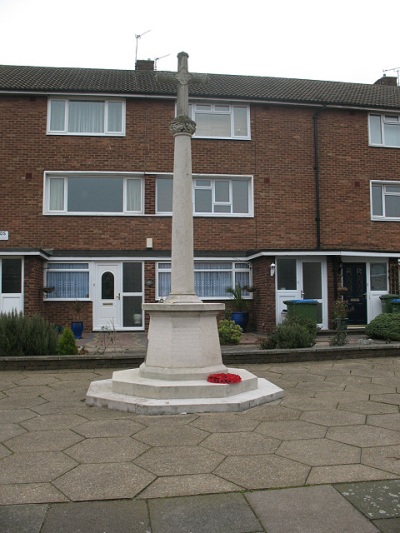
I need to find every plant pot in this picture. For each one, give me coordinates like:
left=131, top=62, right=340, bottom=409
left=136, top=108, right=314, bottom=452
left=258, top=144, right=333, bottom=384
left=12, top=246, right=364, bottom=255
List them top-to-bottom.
left=231, top=312, right=249, bottom=332
left=334, top=318, right=348, bottom=331
left=71, top=321, right=84, bottom=339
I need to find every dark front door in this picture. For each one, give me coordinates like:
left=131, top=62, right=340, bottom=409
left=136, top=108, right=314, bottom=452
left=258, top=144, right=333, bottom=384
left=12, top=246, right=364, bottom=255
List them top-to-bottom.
left=343, top=263, right=367, bottom=325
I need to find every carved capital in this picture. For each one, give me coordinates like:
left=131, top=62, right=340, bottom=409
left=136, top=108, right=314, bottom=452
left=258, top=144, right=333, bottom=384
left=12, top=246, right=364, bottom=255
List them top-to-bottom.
left=169, top=115, right=196, bottom=136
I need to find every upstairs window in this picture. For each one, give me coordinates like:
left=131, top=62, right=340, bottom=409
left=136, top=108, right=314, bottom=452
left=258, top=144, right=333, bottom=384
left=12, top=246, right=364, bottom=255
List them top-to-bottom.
left=47, top=98, right=125, bottom=136
left=188, top=103, right=250, bottom=139
left=369, top=114, right=400, bottom=147
left=45, top=173, right=143, bottom=215
left=156, top=175, right=253, bottom=217
left=371, top=181, right=400, bottom=220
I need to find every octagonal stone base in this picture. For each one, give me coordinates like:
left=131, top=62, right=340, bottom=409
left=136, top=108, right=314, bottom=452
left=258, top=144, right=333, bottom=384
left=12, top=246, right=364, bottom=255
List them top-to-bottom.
left=86, top=302, right=283, bottom=415
left=86, top=373, right=283, bottom=415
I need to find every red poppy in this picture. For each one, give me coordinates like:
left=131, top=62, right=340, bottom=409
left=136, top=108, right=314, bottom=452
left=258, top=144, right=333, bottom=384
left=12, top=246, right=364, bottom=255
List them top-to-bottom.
left=207, top=373, right=242, bottom=384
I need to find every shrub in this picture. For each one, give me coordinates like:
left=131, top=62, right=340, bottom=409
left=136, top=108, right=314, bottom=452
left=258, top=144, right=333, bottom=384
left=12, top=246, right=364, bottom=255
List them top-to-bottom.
left=0, top=311, right=59, bottom=356
left=365, top=313, right=400, bottom=341
left=286, top=314, right=318, bottom=337
left=259, top=315, right=317, bottom=350
left=218, top=319, right=242, bottom=345
left=57, top=327, right=79, bottom=355
left=329, top=331, right=348, bottom=346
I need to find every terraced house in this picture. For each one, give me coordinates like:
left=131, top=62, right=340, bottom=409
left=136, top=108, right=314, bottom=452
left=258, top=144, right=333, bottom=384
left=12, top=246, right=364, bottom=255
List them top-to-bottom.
left=0, top=60, right=400, bottom=334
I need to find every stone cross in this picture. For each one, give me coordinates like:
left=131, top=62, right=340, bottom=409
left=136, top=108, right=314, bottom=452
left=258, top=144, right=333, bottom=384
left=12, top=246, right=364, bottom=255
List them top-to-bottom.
left=158, top=52, right=208, bottom=117
left=159, top=52, right=209, bottom=303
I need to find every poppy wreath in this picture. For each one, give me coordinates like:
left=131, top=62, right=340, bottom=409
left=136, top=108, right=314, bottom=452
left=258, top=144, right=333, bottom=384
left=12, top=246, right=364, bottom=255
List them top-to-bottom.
left=207, top=373, right=242, bottom=384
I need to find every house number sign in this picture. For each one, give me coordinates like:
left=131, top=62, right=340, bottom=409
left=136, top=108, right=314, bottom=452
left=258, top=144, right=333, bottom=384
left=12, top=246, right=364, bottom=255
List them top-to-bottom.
left=0, top=231, right=9, bottom=240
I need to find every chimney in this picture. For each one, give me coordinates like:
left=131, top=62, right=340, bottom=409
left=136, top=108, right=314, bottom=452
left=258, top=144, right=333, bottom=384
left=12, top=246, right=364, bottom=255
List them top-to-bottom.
left=135, top=59, right=155, bottom=71
left=374, top=75, right=398, bottom=87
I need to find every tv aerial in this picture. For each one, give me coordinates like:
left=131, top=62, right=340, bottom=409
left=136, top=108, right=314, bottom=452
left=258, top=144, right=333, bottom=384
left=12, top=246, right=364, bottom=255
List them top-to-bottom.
left=135, top=30, right=151, bottom=64
left=154, top=54, right=170, bottom=70
left=383, top=66, right=400, bottom=85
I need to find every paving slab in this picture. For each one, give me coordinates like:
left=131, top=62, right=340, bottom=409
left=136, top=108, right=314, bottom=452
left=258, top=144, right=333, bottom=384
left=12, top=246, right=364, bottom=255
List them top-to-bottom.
left=300, top=409, right=366, bottom=426
left=189, top=412, right=260, bottom=432
left=367, top=413, right=400, bottom=431
left=73, top=418, right=146, bottom=437
left=255, top=419, right=327, bottom=440
left=134, top=424, right=209, bottom=446
left=328, top=425, right=400, bottom=447
left=5, top=429, right=83, bottom=452
left=200, top=431, right=280, bottom=455
left=65, top=436, right=149, bottom=463
left=277, top=438, right=360, bottom=466
left=134, top=445, right=224, bottom=476
left=362, top=445, right=400, bottom=476
left=0, top=452, right=77, bottom=484
left=214, top=454, right=310, bottom=489
left=53, top=462, right=155, bottom=501
left=307, top=464, right=398, bottom=485
left=138, top=473, right=241, bottom=499
left=336, top=480, right=400, bottom=519
left=0, top=482, right=68, bottom=505
left=246, top=485, right=378, bottom=533
left=148, top=493, right=262, bottom=533
left=41, top=500, right=150, bottom=533
left=0, top=504, right=48, bottom=533
left=373, top=517, right=400, bottom=532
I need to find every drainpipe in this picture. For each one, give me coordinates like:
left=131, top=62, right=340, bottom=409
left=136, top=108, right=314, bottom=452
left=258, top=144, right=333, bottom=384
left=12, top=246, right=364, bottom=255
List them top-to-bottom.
left=313, top=106, right=327, bottom=250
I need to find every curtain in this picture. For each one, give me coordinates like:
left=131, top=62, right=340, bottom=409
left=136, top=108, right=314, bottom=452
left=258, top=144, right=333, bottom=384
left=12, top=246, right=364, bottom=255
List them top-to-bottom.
left=69, top=101, right=103, bottom=133
left=49, top=178, right=64, bottom=211
left=126, top=179, right=141, bottom=211
left=46, top=264, right=89, bottom=299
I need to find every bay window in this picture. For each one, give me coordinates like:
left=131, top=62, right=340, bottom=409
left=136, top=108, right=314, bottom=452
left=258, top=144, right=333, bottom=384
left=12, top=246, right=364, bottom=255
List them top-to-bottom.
left=157, top=262, right=251, bottom=300
left=45, top=263, right=89, bottom=299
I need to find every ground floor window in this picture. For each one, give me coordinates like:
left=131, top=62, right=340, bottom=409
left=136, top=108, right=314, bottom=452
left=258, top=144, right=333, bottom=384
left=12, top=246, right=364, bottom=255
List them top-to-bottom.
left=0, top=257, right=23, bottom=314
left=2, top=258, right=22, bottom=294
left=157, top=261, right=251, bottom=299
left=370, top=262, right=388, bottom=291
left=45, top=263, right=89, bottom=299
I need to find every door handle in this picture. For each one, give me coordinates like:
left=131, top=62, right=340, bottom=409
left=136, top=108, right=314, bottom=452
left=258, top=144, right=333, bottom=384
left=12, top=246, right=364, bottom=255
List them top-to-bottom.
left=116, top=293, right=121, bottom=300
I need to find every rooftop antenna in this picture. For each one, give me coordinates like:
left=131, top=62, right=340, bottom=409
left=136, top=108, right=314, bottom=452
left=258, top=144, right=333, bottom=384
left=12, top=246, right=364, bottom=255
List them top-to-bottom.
left=135, top=30, right=151, bottom=64
left=154, top=54, right=170, bottom=70
left=383, top=67, right=400, bottom=86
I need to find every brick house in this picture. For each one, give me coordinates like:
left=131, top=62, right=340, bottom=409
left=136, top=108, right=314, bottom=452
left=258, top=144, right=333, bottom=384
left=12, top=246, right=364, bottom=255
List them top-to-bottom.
left=1, top=60, right=400, bottom=333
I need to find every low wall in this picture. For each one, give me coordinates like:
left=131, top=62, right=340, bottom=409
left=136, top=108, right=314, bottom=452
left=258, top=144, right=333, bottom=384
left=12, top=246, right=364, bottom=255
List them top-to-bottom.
left=1, top=344, right=399, bottom=371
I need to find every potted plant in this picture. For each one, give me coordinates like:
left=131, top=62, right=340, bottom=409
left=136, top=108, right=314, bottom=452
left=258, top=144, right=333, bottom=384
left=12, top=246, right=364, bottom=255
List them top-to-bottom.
left=226, top=283, right=255, bottom=332
left=332, top=287, right=350, bottom=330
left=71, top=300, right=84, bottom=339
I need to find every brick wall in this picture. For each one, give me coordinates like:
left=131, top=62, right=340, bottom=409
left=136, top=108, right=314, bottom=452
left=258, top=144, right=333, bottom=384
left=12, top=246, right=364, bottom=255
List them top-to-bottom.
left=2, top=96, right=400, bottom=254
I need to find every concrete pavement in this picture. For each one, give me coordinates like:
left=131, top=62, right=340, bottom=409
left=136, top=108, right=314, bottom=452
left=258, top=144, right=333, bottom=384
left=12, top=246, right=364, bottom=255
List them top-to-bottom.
left=1, top=354, right=400, bottom=531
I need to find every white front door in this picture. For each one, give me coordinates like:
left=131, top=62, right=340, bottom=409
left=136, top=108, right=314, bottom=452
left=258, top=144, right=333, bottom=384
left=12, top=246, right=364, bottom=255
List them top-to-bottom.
left=276, top=257, right=327, bottom=328
left=94, top=262, right=144, bottom=330
left=94, top=263, right=121, bottom=330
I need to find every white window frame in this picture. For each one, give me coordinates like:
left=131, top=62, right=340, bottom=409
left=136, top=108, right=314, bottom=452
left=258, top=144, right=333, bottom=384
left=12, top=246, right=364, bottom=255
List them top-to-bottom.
left=47, top=97, right=126, bottom=136
left=188, top=102, right=250, bottom=140
left=369, top=113, right=400, bottom=148
left=44, top=172, right=144, bottom=216
left=156, top=174, right=253, bottom=217
left=371, top=180, right=400, bottom=221
left=156, top=261, right=252, bottom=300
left=44, top=262, right=90, bottom=300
